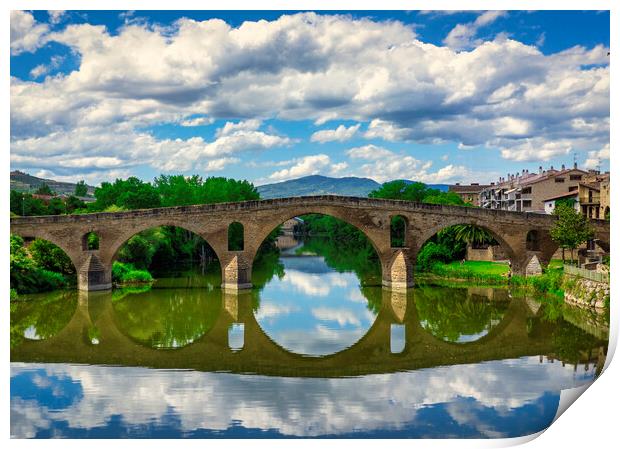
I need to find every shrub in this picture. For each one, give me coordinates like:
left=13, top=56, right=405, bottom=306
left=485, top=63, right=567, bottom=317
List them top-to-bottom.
left=417, top=242, right=453, bottom=271
left=112, top=261, right=153, bottom=284
left=122, top=270, right=153, bottom=283
left=10, top=289, right=18, bottom=301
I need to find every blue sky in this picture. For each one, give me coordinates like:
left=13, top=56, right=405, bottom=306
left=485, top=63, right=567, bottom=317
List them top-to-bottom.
left=10, top=10, right=610, bottom=186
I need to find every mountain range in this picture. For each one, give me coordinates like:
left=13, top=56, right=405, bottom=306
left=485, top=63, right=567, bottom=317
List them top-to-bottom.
left=10, top=171, right=450, bottom=199
left=256, top=175, right=450, bottom=198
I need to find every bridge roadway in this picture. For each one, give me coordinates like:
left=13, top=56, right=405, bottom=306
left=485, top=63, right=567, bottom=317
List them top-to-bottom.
left=10, top=195, right=610, bottom=291
left=11, top=289, right=569, bottom=378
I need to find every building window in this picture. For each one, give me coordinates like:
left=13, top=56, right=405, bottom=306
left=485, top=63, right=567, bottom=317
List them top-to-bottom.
left=569, top=175, right=582, bottom=180
left=555, top=178, right=565, bottom=183
left=568, top=186, right=578, bottom=192
left=522, top=187, right=532, bottom=194
left=523, top=200, right=532, bottom=208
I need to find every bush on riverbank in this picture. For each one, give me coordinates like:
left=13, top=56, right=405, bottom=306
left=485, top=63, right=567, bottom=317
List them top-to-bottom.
left=10, top=235, right=71, bottom=294
left=112, top=261, right=153, bottom=285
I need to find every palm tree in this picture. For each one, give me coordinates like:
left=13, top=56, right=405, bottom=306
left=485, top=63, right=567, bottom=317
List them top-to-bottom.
left=451, top=224, right=495, bottom=248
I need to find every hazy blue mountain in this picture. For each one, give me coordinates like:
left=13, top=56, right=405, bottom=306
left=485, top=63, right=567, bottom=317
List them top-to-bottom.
left=256, top=175, right=450, bottom=199
left=257, top=175, right=381, bottom=199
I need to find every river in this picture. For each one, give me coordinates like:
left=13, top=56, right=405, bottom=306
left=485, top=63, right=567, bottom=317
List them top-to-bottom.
left=10, top=235, right=609, bottom=438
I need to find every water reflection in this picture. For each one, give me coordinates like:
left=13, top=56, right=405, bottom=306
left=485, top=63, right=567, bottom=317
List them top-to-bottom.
left=9, top=234, right=610, bottom=439
left=253, top=235, right=378, bottom=356
left=415, top=286, right=510, bottom=343
left=112, top=287, right=221, bottom=349
left=10, top=290, right=77, bottom=348
left=10, top=356, right=599, bottom=438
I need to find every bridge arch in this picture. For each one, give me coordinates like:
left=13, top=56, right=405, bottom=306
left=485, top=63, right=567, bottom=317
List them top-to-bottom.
left=241, top=208, right=393, bottom=290
left=412, top=217, right=521, bottom=275
left=105, top=220, right=224, bottom=265
left=104, top=222, right=223, bottom=288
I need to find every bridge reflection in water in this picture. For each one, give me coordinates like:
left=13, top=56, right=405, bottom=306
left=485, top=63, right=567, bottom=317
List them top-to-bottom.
left=10, top=287, right=607, bottom=378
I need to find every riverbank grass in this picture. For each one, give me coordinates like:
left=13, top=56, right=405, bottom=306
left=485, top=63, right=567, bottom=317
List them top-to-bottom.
left=427, top=260, right=509, bottom=283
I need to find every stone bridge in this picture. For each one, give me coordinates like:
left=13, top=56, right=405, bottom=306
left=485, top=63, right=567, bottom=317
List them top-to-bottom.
left=9, top=195, right=610, bottom=291
left=11, top=289, right=568, bottom=377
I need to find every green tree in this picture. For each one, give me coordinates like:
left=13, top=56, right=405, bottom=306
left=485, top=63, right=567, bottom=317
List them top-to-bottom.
left=74, top=180, right=88, bottom=197
left=369, top=180, right=465, bottom=206
left=35, top=184, right=55, bottom=195
left=65, top=195, right=86, bottom=213
left=550, top=203, right=595, bottom=265
left=449, top=224, right=496, bottom=247
left=29, top=239, right=75, bottom=275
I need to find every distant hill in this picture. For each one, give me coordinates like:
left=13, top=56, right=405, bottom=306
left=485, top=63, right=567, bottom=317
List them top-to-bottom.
left=10, top=170, right=95, bottom=196
left=10, top=170, right=450, bottom=199
left=257, top=175, right=450, bottom=199
left=257, top=175, right=381, bottom=199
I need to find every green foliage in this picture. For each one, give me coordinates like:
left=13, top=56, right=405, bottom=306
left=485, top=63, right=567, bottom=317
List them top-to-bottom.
left=154, top=175, right=259, bottom=207
left=90, top=177, right=161, bottom=211
left=74, top=180, right=88, bottom=197
left=369, top=180, right=466, bottom=205
left=35, top=183, right=54, bottom=195
left=10, top=190, right=47, bottom=216
left=10, top=190, right=88, bottom=216
left=65, top=195, right=86, bottom=213
left=550, top=203, right=595, bottom=262
left=390, top=215, right=406, bottom=247
left=228, top=222, right=244, bottom=251
left=450, top=224, right=496, bottom=246
left=86, top=232, right=100, bottom=250
left=10, top=234, right=70, bottom=293
left=29, top=239, right=75, bottom=275
left=417, top=243, right=454, bottom=271
left=111, top=261, right=153, bottom=284
left=414, top=286, right=508, bottom=343
left=112, top=287, right=220, bottom=348
left=10, top=289, right=18, bottom=301
left=10, top=290, right=78, bottom=349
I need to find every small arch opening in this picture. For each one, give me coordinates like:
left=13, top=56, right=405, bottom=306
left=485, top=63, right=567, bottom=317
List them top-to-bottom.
left=604, top=206, right=610, bottom=221
left=390, top=215, right=407, bottom=248
left=228, top=222, right=244, bottom=251
left=526, top=230, right=540, bottom=251
left=82, top=232, right=100, bottom=251
left=390, top=324, right=406, bottom=353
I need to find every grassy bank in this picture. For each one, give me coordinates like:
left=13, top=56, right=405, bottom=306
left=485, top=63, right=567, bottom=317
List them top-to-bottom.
left=423, top=260, right=565, bottom=296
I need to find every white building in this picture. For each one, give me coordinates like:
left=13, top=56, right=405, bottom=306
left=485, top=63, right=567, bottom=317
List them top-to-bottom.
left=542, top=191, right=580, bottom=215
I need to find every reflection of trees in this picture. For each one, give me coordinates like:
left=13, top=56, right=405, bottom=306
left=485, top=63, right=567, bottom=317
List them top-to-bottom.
left=296, top=237, right=381, bottom=287
left=414, top=287, right=508, bottom=343
left=112, top=288, right=221, bottom=349
left=10, top=291, right=78, bottom=348
left=551, top=321, right=604, bottom=365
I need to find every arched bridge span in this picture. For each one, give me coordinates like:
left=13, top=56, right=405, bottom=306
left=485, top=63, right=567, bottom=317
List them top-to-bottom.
left=10, top=195, right=610, bottom=291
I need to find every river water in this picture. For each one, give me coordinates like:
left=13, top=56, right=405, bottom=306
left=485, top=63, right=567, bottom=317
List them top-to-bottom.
left=10, top=235, right=609, bottom=438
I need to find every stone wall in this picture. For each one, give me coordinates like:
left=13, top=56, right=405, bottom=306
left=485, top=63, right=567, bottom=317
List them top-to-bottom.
left=466, top=244, right=507, bottom=261
left=563, top=275, right=609, bottom=311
